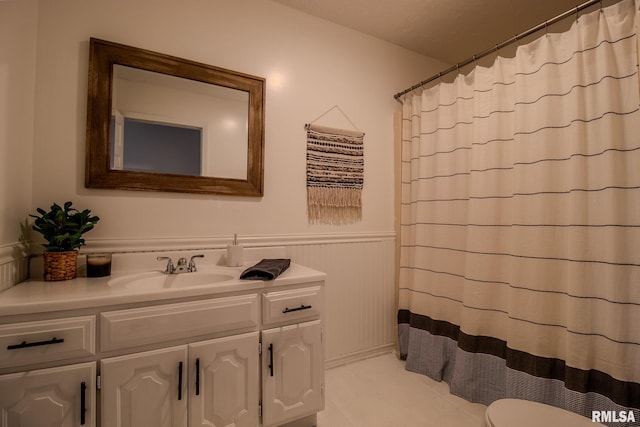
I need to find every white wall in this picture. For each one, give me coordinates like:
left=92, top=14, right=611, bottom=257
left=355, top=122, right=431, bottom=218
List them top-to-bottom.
left=0, top=0, right=38, bottom=288
left=0, top=0, right=37, bottom=246
left=25, top=0, right=445, bottom=243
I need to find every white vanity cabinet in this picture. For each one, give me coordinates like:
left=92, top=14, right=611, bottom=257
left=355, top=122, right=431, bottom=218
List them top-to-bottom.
left=0, top=262, right=325, bottom=427
left=98, top=286, right=324, bottom=427
left=260, top=286, right=324, bottom=427
left=98, top=294, right=261, bottom=427
left=0, top=316, right=97, bottom=427
left=261, top=321, right=324, bottom=427
left=189, top=332, right=260, bottom=427
left=101, top=333, right=260, bottom=427
left=101, top=345, right=188, bottom=427
left=0, top=362, right=96, bottom=427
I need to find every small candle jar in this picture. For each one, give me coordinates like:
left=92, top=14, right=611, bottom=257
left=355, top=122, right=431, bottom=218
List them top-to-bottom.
left=86, top=253, right=112, bottom=277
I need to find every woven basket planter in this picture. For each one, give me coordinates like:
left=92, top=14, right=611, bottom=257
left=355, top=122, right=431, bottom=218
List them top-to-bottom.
left=43, top=251, right=78, bottom=281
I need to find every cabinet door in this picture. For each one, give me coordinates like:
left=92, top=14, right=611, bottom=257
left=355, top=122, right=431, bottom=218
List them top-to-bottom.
left=261, top=320, right=324, bottom=427
left=189, top=332, right=259, bottom=427
left=101, top=346, right=188, bottom=427
left=0, top=362, right=96, bottom=427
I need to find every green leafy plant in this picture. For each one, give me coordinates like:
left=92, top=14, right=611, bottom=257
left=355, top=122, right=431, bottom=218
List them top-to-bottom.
left=30, top=201, right=100, bottom=252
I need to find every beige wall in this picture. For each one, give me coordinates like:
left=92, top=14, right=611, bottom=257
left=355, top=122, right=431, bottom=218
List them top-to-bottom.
left=0, top=0, right=38, bottom=249
left=4, top=0, right=446, bottom=248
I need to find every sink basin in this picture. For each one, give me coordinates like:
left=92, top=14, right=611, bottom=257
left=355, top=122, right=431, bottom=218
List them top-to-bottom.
left=108, top=271, right=234, bottom=290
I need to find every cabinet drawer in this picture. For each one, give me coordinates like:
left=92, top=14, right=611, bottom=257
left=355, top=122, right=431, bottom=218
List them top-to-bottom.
left=263, top=286, right=322, bottom=325
left=101, top=294, right=259, bottom=351
left=0, top=316, right=95, bottom=368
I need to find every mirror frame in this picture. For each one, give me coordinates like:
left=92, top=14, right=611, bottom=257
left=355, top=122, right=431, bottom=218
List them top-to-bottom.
left=85, top=38, right=265, bottom=196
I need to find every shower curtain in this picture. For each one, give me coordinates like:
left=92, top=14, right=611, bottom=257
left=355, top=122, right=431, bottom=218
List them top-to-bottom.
left=397, top=0, right=640, bottom=423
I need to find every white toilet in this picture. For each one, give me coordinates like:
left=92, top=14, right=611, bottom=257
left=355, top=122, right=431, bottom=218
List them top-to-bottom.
left=485, top=399, right=601, bottom=427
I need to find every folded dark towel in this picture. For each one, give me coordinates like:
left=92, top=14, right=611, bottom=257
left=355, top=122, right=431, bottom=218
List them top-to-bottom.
left=240, top=258, right=291, bottom=281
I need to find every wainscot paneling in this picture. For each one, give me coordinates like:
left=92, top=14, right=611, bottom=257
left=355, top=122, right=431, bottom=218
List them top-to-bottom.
left=284, top=234, right=397, bottom=366
left=0, top=243, right=29, bottom=293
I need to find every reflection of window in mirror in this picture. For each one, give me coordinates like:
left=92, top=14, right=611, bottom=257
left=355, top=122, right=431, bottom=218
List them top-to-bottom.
left=110, top=117, right=203, bottom=176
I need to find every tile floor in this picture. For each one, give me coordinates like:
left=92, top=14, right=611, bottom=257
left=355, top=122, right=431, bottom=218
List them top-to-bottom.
left=317, top=352, right=486, bottom=427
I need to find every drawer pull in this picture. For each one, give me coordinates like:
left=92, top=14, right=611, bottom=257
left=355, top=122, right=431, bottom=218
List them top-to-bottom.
left=282, top=304, right=312, bottom=314
left=7, top=337, right=65, bottom=350
left=268, top=343, right=274, bottom=377
left=195, top=358, right=200, bottom=396
left=178, top=361, right=183, bottom=400
left=80, top=381, right=87, bottom=425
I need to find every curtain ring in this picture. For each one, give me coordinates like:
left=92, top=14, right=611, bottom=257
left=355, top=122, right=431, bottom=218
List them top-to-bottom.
left=575, top=6, right=579, bottom=22
left=544, top=21, right=549, bottom=36
left=472, top=54, right=477, bottom=66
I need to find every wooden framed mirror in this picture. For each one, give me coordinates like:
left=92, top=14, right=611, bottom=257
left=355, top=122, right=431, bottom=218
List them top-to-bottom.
left=85, top=38, right=265, bottom=196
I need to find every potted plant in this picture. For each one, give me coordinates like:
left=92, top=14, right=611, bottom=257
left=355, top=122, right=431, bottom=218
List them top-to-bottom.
left=30, top=201, right=100, bottom=281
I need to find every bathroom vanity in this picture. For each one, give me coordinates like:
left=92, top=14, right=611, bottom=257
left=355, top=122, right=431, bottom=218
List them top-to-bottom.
left=0, top=251, right=325, bottom=427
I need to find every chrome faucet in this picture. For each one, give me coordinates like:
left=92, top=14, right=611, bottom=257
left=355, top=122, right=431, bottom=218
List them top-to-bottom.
left=157, top=254, right=204, bottom=274
left=188, top=254, right=204, bottom=272
left=157, top=256, right=175, bottom=274
left=174, top=257, right=189, bottom=273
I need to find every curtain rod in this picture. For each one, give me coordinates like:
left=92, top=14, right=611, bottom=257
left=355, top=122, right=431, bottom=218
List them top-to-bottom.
left=393, top=0, right=603, bottom=100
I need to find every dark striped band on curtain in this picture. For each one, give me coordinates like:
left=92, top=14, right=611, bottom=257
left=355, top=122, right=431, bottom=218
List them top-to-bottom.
left=398, top=309, right=640, bottom=410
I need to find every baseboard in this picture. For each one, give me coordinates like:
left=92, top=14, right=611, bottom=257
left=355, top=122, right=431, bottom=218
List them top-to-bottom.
left=324, top=343, right=396, bottom=369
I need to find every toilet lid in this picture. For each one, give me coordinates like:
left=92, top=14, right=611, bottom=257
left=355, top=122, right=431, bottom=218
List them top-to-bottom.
left=485, top=399, right=600, bottom=427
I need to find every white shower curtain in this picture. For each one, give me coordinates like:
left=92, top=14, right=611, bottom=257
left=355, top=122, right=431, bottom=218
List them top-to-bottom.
left=397, top=0, right=640, bottom=423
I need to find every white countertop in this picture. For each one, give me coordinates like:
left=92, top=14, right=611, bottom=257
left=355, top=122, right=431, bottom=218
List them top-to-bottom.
left=0, top=262, right=326, bottom=316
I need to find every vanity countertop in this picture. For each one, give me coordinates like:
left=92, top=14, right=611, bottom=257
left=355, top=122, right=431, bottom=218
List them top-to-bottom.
left=0, top=263, right=326, bottom=316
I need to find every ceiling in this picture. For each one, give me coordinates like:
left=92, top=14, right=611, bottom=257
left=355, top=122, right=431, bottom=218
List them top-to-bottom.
left=270, top=0, right=599, bottom=64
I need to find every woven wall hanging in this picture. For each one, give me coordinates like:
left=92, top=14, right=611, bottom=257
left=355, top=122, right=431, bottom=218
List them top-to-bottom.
left=305, top=123, right=364, bottom=225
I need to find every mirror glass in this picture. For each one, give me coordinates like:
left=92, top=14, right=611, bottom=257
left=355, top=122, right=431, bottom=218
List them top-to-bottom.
left=86, top=38, right=264, bottom=196
left=112, top=65, right=248, bottom=179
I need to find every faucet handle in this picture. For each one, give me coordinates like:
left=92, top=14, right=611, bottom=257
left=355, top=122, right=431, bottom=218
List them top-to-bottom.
left=189, top=254, right=205, bottom=272
left=157, top=256, right=175, bottom=274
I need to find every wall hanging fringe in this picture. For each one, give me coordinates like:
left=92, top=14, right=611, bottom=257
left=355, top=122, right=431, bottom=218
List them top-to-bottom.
left=305, top=123, right=365, bottom=225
